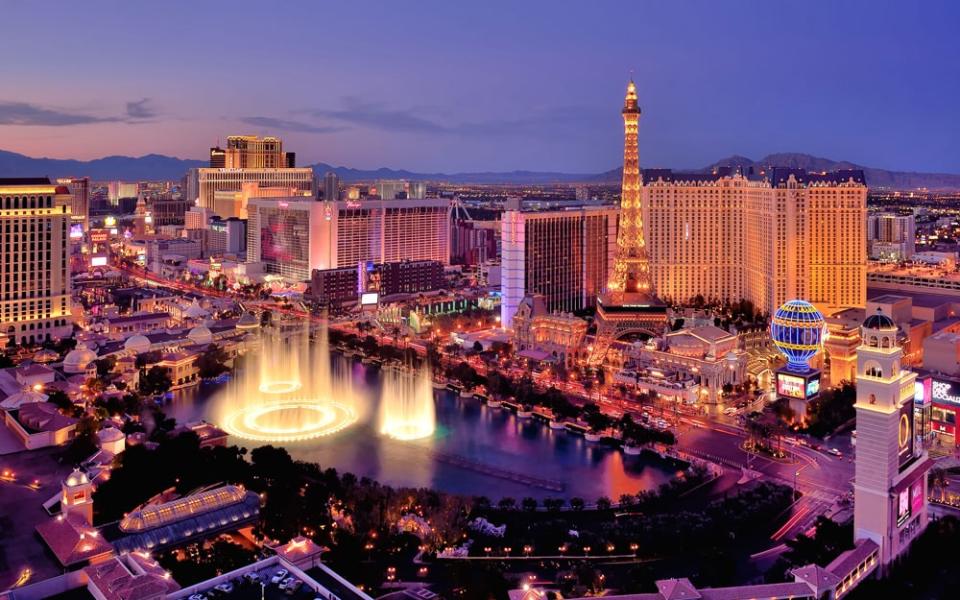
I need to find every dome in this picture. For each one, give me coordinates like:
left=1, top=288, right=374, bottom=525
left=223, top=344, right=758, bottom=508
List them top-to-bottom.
left=183, top=299, right=210, bottom=320
left=770, top=299, right=825, bottom=372
left=863, top=308, right=897, bottom=331
left=236, top=311, right=259, bottom=330
left=187, top=325, right=213, bottom=345
left=124, top=334, right=152, bottom=354
left=63, top=345, right=98, bottom=374
left=0, top=388, right=48, bottom=410
left=97, top=427, right=125, bottom=443
left=65, top=468, right=89, bottom=487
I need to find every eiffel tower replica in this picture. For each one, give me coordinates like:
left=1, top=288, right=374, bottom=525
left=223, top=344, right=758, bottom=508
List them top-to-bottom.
left=588, top=80, right=668, bottom=365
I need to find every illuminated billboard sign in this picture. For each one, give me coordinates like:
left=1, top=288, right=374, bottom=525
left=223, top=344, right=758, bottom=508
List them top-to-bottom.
left=69, top=223, right=83, bottom=239
left=90, top=256, right=108, bottom=267
left=360, top=292, right=379, bottom=306
left=777, top=373, right=805, bottom=399
left=806, top=375, right=821, bottom=398
left=932, top=379, right=960, bottom=406
left=898, top=399, right=915, bottom=470
left=911, top=482, right=924, bottom=515
left=897, top=488, right=910, bottom=526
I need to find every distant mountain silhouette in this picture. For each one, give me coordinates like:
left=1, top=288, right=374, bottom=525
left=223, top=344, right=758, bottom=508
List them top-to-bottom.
left=0, top=149, right=205, bottom=181
left=1, top=149, right=958, bottom=190
left=595, top=152, right=960, bottom=190
left=307, top=162, right=593, bottom=184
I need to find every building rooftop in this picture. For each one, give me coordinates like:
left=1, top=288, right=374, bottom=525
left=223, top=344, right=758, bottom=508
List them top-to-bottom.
left=36, top=513, right=114, bottom=568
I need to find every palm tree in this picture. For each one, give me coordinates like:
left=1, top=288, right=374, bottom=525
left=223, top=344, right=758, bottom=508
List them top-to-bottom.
left=930, top=468, right=950, bottom=502
left=498, top=497, right=517, bottom=511
left=521, top=497, right=539, bottom=512
left=569, top=497, right=585, bottom=511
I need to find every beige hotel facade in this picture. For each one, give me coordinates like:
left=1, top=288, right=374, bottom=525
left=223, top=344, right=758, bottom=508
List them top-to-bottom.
left=642, top=166, right=867, bottom=316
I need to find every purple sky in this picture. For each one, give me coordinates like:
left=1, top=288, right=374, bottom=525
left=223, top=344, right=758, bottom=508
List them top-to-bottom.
left=1, top=0, right=958, bottom=173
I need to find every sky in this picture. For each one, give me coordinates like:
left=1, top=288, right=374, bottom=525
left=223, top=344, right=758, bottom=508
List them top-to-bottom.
left=0, top=0, right=958, bottom=174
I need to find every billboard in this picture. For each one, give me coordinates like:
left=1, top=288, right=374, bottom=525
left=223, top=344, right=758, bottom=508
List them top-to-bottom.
left=69, top=223, right=83, bottom=239
left=90, top=256, right=108, bottom=267
left=360, top=292, right=379, bottom=306
left=777, top=373, right=805, bottom=399
left=805, top=374, right=821, bottom=398
left=931, top=379, right=960, bottom=406
left=898, top=399, right=915, bottom=470
left=911, top=481, right=924, bottom=515
left=897, top=488, right=910, bottom=527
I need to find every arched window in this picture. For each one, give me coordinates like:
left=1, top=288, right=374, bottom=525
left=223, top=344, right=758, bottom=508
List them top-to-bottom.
left=869, top=336, right=878, bottom=347
left=881, top=337, right=890, bottom=349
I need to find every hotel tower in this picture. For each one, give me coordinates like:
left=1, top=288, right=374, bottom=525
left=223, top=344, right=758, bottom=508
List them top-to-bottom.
left=0, top=178, right=73, bottom=345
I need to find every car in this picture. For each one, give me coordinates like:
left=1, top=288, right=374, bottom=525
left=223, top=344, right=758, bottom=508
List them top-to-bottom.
left=723, top=407, right=737, bottom=416
left=828, top=448, right=842, bottom=457
left=271, top=569, right=289, bottom=584
left=244, top=572, right=260, bottom=583
left=280, top=577, right=295, bottom=590
left=285, top=580, right=303, bottom=595
left=215, top=583, right=234, bottom=594
left=188, top=595, right=206, bottom=600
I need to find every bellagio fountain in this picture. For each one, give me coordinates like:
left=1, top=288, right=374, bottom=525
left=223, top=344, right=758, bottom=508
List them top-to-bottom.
left=214, top=314, right=436, bottom=444
left=216, top=319, right=360, bottom=442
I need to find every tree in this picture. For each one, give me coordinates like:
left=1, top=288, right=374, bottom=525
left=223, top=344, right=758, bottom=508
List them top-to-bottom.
left=472, top=341, right=483, bottom=353
left=197, top=344, right=230, bottom=378
left=95, top=356, right=117, bottom=378
left=140, top=365, right=172, bottom=396
left=473, top=496, right=491, bottom=511
left=596, top=496, right=612, bottom=510
left=497, top=497, right=517, bottom=511
left=521, top=497, right=539, bottom=512
left=569, top=497, right=585, bottom=511
left=543, top=498, right=565, bottom=512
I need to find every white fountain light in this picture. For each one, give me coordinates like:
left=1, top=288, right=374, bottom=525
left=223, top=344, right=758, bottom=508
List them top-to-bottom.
left=215, top=317, right=361, bottom=443
left=380, top=363, right=436, bottom=441
left=222, top=399, right=357, bottom=442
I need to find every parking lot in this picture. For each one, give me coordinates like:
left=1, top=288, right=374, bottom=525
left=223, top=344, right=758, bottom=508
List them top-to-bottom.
left=182, top=565, right=324, bottom=600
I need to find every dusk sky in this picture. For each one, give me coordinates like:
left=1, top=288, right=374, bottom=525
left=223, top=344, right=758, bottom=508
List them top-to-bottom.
left=1, top=0, right=958, bottom=174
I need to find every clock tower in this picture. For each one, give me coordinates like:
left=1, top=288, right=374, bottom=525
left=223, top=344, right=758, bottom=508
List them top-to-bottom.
left=853, top=308, right=930, bottom=567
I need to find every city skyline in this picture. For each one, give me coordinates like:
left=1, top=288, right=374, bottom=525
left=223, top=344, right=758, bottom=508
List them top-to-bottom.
left=1, top=1, right=959, bottom=174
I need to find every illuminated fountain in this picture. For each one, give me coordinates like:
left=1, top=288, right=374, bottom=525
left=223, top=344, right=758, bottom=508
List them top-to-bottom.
left=217, top=317, right=359, bottom=442
left=379, top=363, right=436, bottom=441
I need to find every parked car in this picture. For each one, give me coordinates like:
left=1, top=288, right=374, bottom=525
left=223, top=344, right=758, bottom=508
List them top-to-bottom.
left=828, top=448, right=843, bottom=457
left=271, top=569, right=289, bottom=584
left=244, top=572, right=260, bottom=584
left=285, top=580, right=303, bottom=595
left=215, top=583, right=234, bottom=594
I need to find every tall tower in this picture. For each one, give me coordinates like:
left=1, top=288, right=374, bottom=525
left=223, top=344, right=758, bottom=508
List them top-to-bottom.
left=588, top=80, right=667, bottom=364
left=609, top=80, right=650, bottom=297
left=853, top=308, right=930, bottom=567
left=62, top=468, right=94, bottom=524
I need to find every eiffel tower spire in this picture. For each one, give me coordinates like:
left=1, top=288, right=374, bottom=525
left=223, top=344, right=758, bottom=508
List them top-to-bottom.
left=588, top=79, right=668, bottom=365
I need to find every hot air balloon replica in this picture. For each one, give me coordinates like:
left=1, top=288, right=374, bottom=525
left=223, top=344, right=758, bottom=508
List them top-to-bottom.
left=770, top=299, right=825, bottom=419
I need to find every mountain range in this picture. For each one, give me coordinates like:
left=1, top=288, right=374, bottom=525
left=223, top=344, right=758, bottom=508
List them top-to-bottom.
left=1, top=148, right=958, bottom=190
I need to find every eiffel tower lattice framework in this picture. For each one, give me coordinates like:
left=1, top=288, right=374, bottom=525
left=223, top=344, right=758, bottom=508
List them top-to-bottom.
left=587, top=80, right=668, bottom=365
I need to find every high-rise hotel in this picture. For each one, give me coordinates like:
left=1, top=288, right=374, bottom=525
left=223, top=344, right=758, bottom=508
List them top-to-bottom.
left=186, top=135, right=314, bottom=210
left=643, top=166, right=867, bottom=315
left=0, top=178, right=73, bottom=345
left=247, top=197, right=451, bottom=281
left=501, top=199, right=618, bottom=328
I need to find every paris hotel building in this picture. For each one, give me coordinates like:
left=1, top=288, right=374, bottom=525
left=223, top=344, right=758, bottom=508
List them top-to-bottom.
left=642, top=166, right=867, bottom=316
left=0, top=178, right=73, bottom=345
